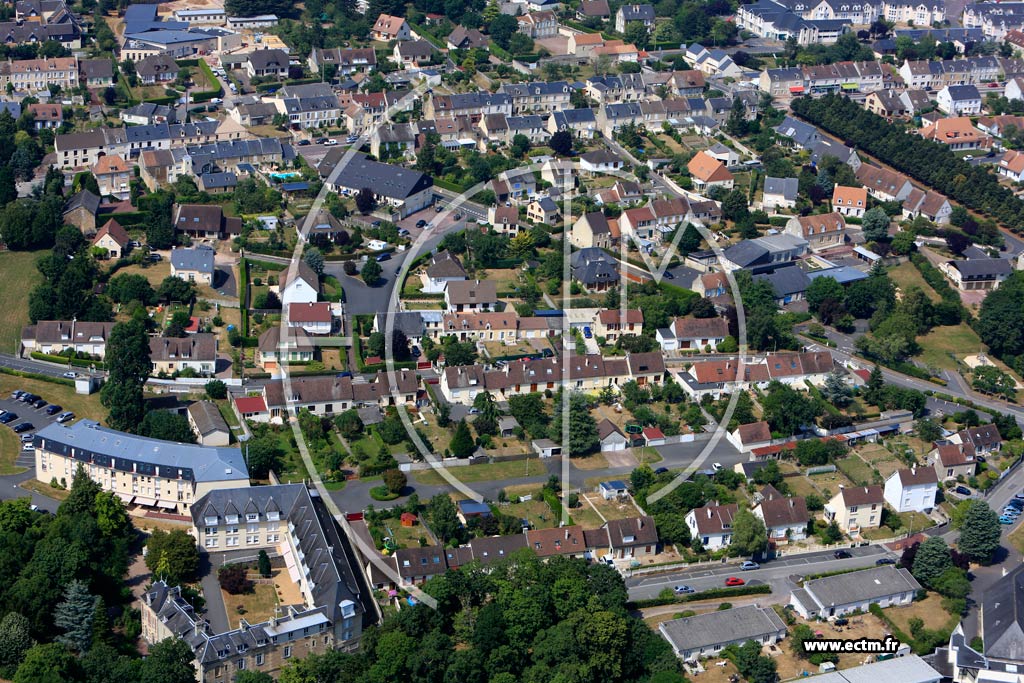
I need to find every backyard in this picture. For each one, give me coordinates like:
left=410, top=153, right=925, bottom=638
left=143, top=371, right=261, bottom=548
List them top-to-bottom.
left=0, top=250, right=45, bottom=353
left=887, top=262, right=941, bottom=302
left=413, top=457, right=546, bottom=486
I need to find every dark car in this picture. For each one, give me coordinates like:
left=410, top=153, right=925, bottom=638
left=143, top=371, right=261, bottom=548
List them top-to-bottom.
left=315, top=138, right=327, bottom=144
left=297, top=139, right=311, bottom=146
left=415, top=219, right=427, bottom=228
left=376, top=253, right=390, bottom=262
left=663, top=271, right=675, bottom=280
left=410, top=346, right=421, bottom=358
left=541, top=348, right=554, bottom=358
left=335, top=371, right=353, bottom=379
left=19, top=393, right=37, bottom=403
left=32, top=399, right=47, bottom=409
left=45, top=405, right=61, bottom=415
left=0, top=413, right=17, bottom=424
left=13, top=422, right=33, bottom=433
left=654, top=467, right=669, bottom=474
left=955, top=485, right=972, bottom=496
left=833, top=550, right=852, bottom=559
left=875, top=557, right=896, bottom=566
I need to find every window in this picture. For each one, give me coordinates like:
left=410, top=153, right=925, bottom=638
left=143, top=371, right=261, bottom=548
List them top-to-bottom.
left=247, top=513, right=258, bottom=522
left=205, top=527, right=216, bottom=535
left=204, top=537, right=218, bottom=548
left=284, top=646, right=293, bottom=659
left=255, top=654, right=264, bottom=666
left=237, top=659, right=246, bottom=670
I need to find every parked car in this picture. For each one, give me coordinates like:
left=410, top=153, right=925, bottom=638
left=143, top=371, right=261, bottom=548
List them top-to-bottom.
left=315, top=138, right=327, bottom=144
left=296, top=139, right=311, bottom=146
left=324, top=139, right=338, bottom=146
left=415, top=219, right=427, bottom=228
left=397, top=228, right=410, bottom=237
left=375, top=253, right=390, bottom=262
left=663, top=271, right=675, bottom=280
left=583, top=326, right=592, bottom=339
left=410, top=346, right=421, bottom=358
left=541, top=348, right=554, bottom=358
left=62, top=371, right=76, bottom=379
left=335, top=371, right=353, bottom=379
left=10, top=390, right=24, bottom=399
left=32, top=399, right=47, bottom=409
left=45, top=405, right=61, bottom=415
left=468, top=408, right=481, bottom=415
left=56, top=412, right=74, bottom=423
left=0, top=413, right=17, bottom=424
left=13, top=422, right=33, bottom=433
left=20, top=433, right=34, bottom=442
left=22, top=443, right=33, bottom=451
left=712, top=463, right=723, bottom=471
left=654, top=467, right=669, bottom=474
left=955, top=485, right=972, bottom=496
left=1015, top=492, right=1024, bottom=500
left=1008, top=499, right=1024, bottom=509
left=1003, top=507, right=1021, bottom=517
left=1000, top=515, right=1016, bottom=524
left=833, top=550, right=852, bottom=559
left=875, top=557, right=896, bottom=565
left=740, top=561, right=760, bottom=571
left=724, top=577, right=745, bottom=587
left=673, top=585, right=695, bottom=594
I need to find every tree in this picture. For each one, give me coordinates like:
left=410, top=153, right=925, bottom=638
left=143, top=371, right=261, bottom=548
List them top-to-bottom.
left=488, top=14, right=518, bottom=50
left=623, top=21, right=649, bottom=50
left=508, top=32, right=533, bottom=55
left=725, top=96, right=747, bottom=136
left=549, top=130, right=573, bottom=156
left=510, top=133, right=531, bottom=158
left=355, top=187, right=375, bottom=215
left=862, top=207, right=891, bottom=242
left=304, top=247, right=325, bottom=276
left=361, top=258, right=382, bottom=286
left=107, top=273, right=156, bottom=305
left=806, top=276, right=845, bottom=317
left=253, top=291, right=281, bottom=310
left=100, top=320, right=150, bottom=431
left=863, top=365, right=885, bottom=405
left=820, top=370, right=852, bottom=408
left=205, top=379, right=227, bottom=400
left=760, top=381, right=822, bottom=435
left=551, top=392, right=599, bottom=456
left=335, top=410, right=364, bottom=438
left=140, top=411, right=196, bottom=443
left=914, top=417, right=942, bottom=442
left=450, top=420, right=475, bottom=458
left=245, top=437, right=283, bottom=479
left=61, top=462, right=102, bottom=518
left=383, top=468, right=407, bottom=495
left=93, top=491, right=130, bottom=539
left=427, top=494, right=462, bottom=545
left=958, top=501, right=1001, bottom=564
left=730, top=508, right=767, bottom=557
left=145, top=529, right=200, bottom=585
left=911, top=536, right=953, bottom=588
left=258, top=549, right=272, bottom=578
left=219, top=564, right=253, bottom=594
left=54, top=580, right=97, bottom=653
left=0, top=613, right=33, bottom=679
left=138, top=637, right=198, bottom=683
left=13, top=643, right=80, bottom=683
left=237, top=672, right=275, bottom=683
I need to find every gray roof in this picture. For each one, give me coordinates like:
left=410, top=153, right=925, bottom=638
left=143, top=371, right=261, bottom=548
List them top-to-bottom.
left=618, top=3, right=655, bottom=20
left=248, top=48, right=288, bottom=70
left=501, top=80, right=571, bottom=98
left=945, top=84, right=981, bottom=100
left=775, top=116, right=820, bottom=148
left=321, top=152, right=432, bottom=200
left=199, top=172, right=237, bottom=189
left=763, top=176, right=799, bottom=200
left=63, top=189, right=100, bottom=215
left=171, top=246, right=215, bottom=274
left=426, top=250, right=467, bottom=279
left=949, top=258, right=1012, bottom=278
left=755, top=265, right=810, bottom=297
left=374, top=311, right=424, bottom=338
left=187, top=400, right=229, bottom=437
left=34, top=419, right=248, bottom=483
left=982, top=563, right=1024, bottom=661
left=800, top=566, right=921, bottom=610
left=659, top=605, right=787, bottom=653
left=809, top=655, right=942, bottom=683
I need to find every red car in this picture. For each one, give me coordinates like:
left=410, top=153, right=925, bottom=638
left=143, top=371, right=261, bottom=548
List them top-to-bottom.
left=725, top=577, right=745, bottom=587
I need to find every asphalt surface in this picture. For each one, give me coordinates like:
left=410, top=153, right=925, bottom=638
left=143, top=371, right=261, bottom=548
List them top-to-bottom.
left=626, top=544, right=893, bottom=600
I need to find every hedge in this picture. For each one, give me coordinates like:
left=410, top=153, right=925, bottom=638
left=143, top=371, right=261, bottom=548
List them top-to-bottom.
left=142, top=95, right=179, bottom=106
left=433, top=177, right=470, bottom=193
left=105, top=211, right=149, bottom=226
left=247, top=258, right=287, bottom=272
left=30, top=352, right=107, bottom=370
left=0, top=367, right=74, bottom=387
left=627, top=583, right=771, bottom=609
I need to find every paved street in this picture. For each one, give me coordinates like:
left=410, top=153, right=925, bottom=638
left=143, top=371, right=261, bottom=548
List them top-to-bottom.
left=626, top=544, right=893, bottom=601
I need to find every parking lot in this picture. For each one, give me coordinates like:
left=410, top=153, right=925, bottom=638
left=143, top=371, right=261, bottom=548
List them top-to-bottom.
left=0, top=387, right=77, bottom=470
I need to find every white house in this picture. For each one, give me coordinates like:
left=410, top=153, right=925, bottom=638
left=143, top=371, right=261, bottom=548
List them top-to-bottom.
left=936, top=84, right=982, bottom=116
left=762, top=177, right=799, bottom=210
left=421, top=250, right=467, bottom=294
left=280, top=261, right=319, bottom=306
left=883, top=467, right=938, bottom=513
left=753, top=486, right=809, bottom=543
left=685, top=503, right=737, bottom=550
left=790, top=566, right=921, bottom=619
left=659, top=606, right=788, bottom=661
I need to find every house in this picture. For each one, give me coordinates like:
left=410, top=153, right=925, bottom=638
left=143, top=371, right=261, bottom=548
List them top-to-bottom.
left=577, top=0, right=611, bottom=20
left=615, top=3, right=655, bottom=31
left=517, top=11, right=558, bottom=38
left=371, top=13, right=411, bottom=41
left=446, top=26, right=488, bottom=50
left=394, top=40, right=433, bottom=67
left=307, top=47, right=377, bottom=76
left=246, top=49, right=289, bottom=79
left=136, top=54, right=179, bottom=84
left=80, top=59, right=114, bottom=87
left=936, top=84, right=982, bottom=116
left=865, top=90, right=909, bottom=118
left=26, top=102, right=61, bottom=129
left=548, top=107, right=599, bottom=138
left=919, top=117, right=991, bottom=151
left=580, top=149, right=624, bottom=175
left=998, top=149, right=1024, bottom=182
left=688, top=151, right=735, bottom=190
left=319, top=152, right=433, bottom=218
left=92, top=153, right=132, bottom=200
left=856, top=164, right=914, bottom=202
left=197, top=172, right=237, bottom=195
left=762, top=177, right=799, bottom=210
left=832, top=185, right=868, bottom=218
left=63, top=189, right=100, bottom=233
left=901, top=189, right=953, bottom=224
left=527, top=196, right=560, bottom=224
left=173, top=204, right=242, bottom=240
left=488, top=205, right=521, bottom=236
left=571, top=211, right=615, bottom=249
left=785, top=212, right=846, bottom=251
left=91, top=219, right=130, bottom=259
left=720, top=234, right=808, bottom=273
left=169, top=246, right=215, bottom=285
left=570, top=248, right=620, bottom=292
left=422, top=251, right=467, bottom=294
left=940, top=258, right=1012, bottom=291
left=279, top=260, right=319, bottom=306
left=756, top=265, right=812, bottom=306
left=693, top=272, right=729, bottom=298
left=444, top=279, right=498, bottom=313
left=287, top=302, right=333, bottom=335
left=593, top=309, right=642, bottom=342
left=657, top=316, right=729, bottom=352
left=20, top=320, right=116, bottom=359
left=256, top=326, right=314, bottom=371
left=150, top=334, right=217, bottom=376
left=253, top=371, right=421, bottom=422
left=186, top=400, right=231, bottom=446
left=497, top=416, right=520, bottom=438
left=34, top=419, right=247, bottom=515
left=597, top=419, right=628, bottom=452
left=728, top=421, right=772, bottom=453
left=954, top=424, right=1003, bottom=454
left=642, top=426, right=666, bottom=446
left=928, top=442, right=977, bottom=480
left=883, top=467, right=938, bottom=513
left=598, top=480, right=628, bottom=500
left=824, top=485, right=884, bottom=534
left=754, top=488, right=809, bottom=542
left=685, top=503, right=737, bottom=550
left=605, top=516, right=659, bottom=558
left=526, top=525, right=588, bottom=559
left=790, top=565, right=922, bottom=619
left=659, top=605, right=788, bottom=661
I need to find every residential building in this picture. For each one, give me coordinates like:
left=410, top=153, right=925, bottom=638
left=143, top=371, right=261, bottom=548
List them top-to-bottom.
left=577, top=0, right=611, bottom=20
left=615, top=3, right=655, bottom=32
left=517, top=11, right=558, bottom=38
left=371, top=13, right=411, bottom=41
left=446, top=26, right=488, bottom=50
left=394, top=40, right=433, bottom=67
left=307, top=47, right=376, bottom=76
left=246, top=48, right=289, bottom=79
left=136, top=54, right=179, bottom=84
left=3, top=56, right=77, bottom=91
left=500, top=80, right=572, bottom=114
left=937, top=84, right=983, bottom=115
left=26, top=102, right=61, bottom=129
left=919, top=117, right=991, bottom=150
left=998, top=149, right=1024, bottom=182
left=688, top=151, right=735, bottom=190
left=319, top=152, right=433, bottom=218
left=92, top=154, right=132, bottom=200
left=856, top=164, right=914, bottom=202
left=762, top=177, right=799, bottom=210
left=832, top=185, right=868, bottom=217
left=902, top=189, right=953, bottom=224
left=527, top=196, right=560, bottom=224
left=173, top=204, right=242, bottom=240
left=571, top=211, right=615, bottom=249
left=784, top=212, right=846, bottom=251
left=91, top=219, right=130, bottom=259
left=170, top=246, right=216, bottom=285
left=570, top=248, right=620, bottom=292
left=421, top=251, right=467, bottom=294
left=940, top=258, right=1012, bottom=291
left=280, top=260, right=319, bottom=306
left=444, top=279, right=498, bottom=313
left=286, top=302, right=334, bottom=335
left=593, top=309, right=643, bottom=342
left=656, top=316, right=729, bottom=352
left=20, top=320, right=116, bottom=359
left=256, top=326, right=314, bottom=372
left=150, top=334, right=217, bottom=376
left=250, top=371, right=421, bottom=422
left=186, top=401, right=231, bottom=446
left=33, top=419, right=248, bottom=514
left=598, top=420, right=628, bottom=452
left=727, top=421, right=773, bottom=452
left=953, top=424, right=1003, bottom=454
left=928, top=442, right=978, bottom=480
left=883, top=467, right=938, bottom=513
left=824, top=485, right=884, bottom=534
left=754, top=487, right=809, bottom=542
left=685, top=503, right=737, bottom=550
left=603, top=515, right=659, bottom=558
left=790, top=565, right=921, bottom=619
left=659, top=606, right=788, bottom=660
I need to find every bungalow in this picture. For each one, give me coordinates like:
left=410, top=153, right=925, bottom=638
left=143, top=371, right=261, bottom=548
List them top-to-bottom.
left=246, top=49, right=289, bottom=79
left=136, top=54, right=178, bottom=84
left=919, top=117, right=991, bottom=151
left=579, top=149, right=624, bottom=175
left=688, top=151, right=734, bottom=190
left=762, top=177, right=799, bottom=210
left=831, top=185, right=868, bottom=218
left=173, top=204, right=242, bottom=240
left=784, top=212, right=846, bottom=252
left=169, top=246, right=215, bottom=285
left=940, top=258, right=1012, bottom=291
left=657, top=316, right=728, bottom=352
left=149, top=334, right=217, bottom=376
left=597, top=419, right=628, bottom=452
left=727, top=421, right=772, bottom=453
left=928, top=442, right=977, bottom=480
left=883, top=467, right=938, bottom=513
left=598, top=480, right=628, bottom=500
left=824, top=485, right=884, bottom=534
left=754, top=487, right=809, bottom=542
left=685, top=503, right=737, bottom=550
left=789, top=565, right=921, bottom=619
left=660, top=606, right=788, bottom=661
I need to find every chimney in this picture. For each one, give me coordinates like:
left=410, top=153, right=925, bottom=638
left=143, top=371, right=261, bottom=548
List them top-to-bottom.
left=706, top=508, right=712, bottom=519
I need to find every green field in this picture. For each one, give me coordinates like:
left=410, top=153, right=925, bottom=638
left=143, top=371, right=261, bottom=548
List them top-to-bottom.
left=0, top=250, right=45, bottom=353
left=887, top=262, right=941, bottom=302
left=916, top=323, right=985, bottom=372
left=836, top=455, right=875, bottom=487
left=413, top=458, right=545, bottom=485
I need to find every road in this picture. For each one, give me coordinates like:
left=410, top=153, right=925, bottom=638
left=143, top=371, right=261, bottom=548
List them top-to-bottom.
left=626, top=544, right=894, bottom=601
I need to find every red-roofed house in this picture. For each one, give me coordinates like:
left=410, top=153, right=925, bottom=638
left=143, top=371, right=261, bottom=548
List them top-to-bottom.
left=371, top=13, right=412, bottom=41
left=688, top=151, right=734, bottom=190
left=286, top=302, right=334, bottom=335
left=594, top=309, right=643, bottom=342
left=234, top=396, right=269, bottom=422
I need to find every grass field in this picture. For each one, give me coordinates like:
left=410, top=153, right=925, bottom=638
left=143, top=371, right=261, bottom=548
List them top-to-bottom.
left=0, top=250, right=45, bottom=353
left=116, top=261, right=171, bottom=288
left=888, top=262, right=941, bottom=302
left=916, top=323, right=985, bottom=372
left=0, top=374, right=105, bottom=422
left=0, top=427, right=26, bottom=475
left=837, top=455, right=876, bottom=486
left=413, top=457, right=545, bottom=486
left=494, top=497, right=557, bottom=529
left=1010, top=523, right=1024, bottom=555
left=222, top=582, right=279, bottom=628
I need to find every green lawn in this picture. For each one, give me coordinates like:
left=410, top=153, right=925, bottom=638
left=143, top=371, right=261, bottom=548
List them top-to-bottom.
left=0, top=250, right=45, bottom=353
left=888, top=262, right=941, bottom=302
left=916, top=323, right=985, bottom=372
left=836, top=455, right=875, bottom=487
left=413, top=457, right=545, bottom=486
left=495, top=497, right=558, bottom=529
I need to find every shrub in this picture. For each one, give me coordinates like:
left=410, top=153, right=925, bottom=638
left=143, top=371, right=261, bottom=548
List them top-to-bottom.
left=369, top=485, right=400, bottom=501
left=219, top=564, right=253, bottom=595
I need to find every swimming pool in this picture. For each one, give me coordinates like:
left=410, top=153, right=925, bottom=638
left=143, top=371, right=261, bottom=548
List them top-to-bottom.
left=269, top=172, right=301, bottom=181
